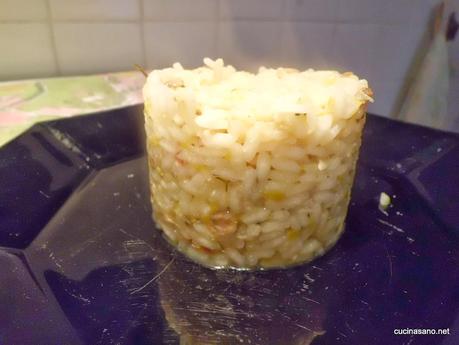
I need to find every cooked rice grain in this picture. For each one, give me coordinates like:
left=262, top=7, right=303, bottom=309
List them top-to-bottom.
left=143, top=58, right=373, bottom=269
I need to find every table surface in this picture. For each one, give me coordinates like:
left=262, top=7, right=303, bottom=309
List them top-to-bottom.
left=0, top=71, right=144, bottom=147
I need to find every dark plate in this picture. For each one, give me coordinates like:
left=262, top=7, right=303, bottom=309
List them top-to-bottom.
left=0, top=106, right=458, bottom=345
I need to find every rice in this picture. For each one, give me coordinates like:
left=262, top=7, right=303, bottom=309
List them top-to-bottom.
left=143, top=58, right=373, bottom=269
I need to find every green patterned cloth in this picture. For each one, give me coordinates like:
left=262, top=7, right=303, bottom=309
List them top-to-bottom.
left=0, top=71, right=145, bottom=147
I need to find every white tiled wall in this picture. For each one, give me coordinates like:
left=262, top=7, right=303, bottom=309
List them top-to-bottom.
left=0, top=0, right=442, bottom=116
left=0, top=0, right=48, bottom=21
left=49, top=0, right=140, bottom=21
left=143, top=0, right=217, bottom=20
left=220, top=0, right=284, bottom=19
left=144, top=21, right=216, bottom=68
left=218, top=21, right=282, bottom=69
left=53, top=22, right=143, bottom=75
left=280, top=22, right=335, bottom=69
left=0, top=23, right=56, bottom=78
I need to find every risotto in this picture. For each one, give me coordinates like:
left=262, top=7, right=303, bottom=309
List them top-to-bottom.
left=143, top=58, right=373, bottom=269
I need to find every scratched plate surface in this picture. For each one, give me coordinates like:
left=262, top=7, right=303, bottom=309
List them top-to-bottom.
left=0, top=105, right=458, bottom=345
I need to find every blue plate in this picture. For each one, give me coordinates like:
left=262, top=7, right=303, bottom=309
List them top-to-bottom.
left=0, top=106, right=458, bottom=345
